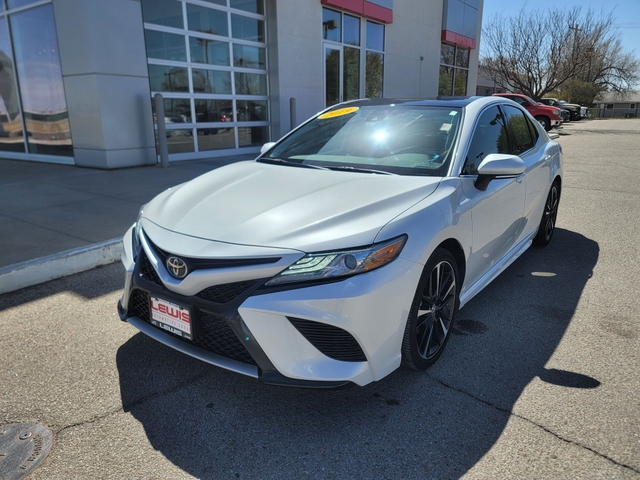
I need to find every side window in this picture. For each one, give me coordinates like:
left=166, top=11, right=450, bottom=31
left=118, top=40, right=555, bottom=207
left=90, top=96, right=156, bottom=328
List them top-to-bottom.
left=510, top=96, right=528, bottom=107
left=503, top=105, right=534, bottom=155
left=463, top=106, right=509, bottom=174
left=526, top=115, right=539, bottom=145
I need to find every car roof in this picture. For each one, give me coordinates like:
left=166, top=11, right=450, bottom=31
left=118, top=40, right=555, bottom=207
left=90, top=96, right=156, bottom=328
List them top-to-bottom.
left=340, top=97, right=487, bottom=109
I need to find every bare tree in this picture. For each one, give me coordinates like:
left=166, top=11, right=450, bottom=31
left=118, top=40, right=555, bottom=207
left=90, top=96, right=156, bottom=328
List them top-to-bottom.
left=481, top=7, right=639, bottom=102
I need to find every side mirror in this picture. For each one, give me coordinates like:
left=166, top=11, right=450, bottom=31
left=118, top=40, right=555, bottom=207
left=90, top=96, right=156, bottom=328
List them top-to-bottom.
left=260, top=142, right=276, bottom=154
left=474, top=154, right=525, bottom=191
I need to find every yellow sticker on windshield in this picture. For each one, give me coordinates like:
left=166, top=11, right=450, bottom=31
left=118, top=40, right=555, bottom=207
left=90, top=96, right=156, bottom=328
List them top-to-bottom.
left=318, top=107, right=359, bottom=119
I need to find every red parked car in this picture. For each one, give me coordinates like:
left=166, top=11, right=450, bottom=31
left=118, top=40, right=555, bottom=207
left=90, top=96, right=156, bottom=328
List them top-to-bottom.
left=493, top=93, right=563, bottom=131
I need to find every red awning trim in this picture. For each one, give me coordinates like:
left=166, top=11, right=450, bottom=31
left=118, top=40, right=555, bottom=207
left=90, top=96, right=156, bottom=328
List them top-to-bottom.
left=321, top=0, right=393, bottom=24
left=363, top=2, right=392, bottom=23
left=441, top=30, right=476, bottom=49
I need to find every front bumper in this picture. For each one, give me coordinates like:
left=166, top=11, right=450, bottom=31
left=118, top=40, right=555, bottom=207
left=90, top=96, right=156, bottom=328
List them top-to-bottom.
left=119, top=224, right=422, bottom=387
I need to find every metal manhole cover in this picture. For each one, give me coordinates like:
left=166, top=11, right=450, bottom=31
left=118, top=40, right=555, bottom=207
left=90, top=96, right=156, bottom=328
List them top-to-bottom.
left=0, top=423, right=53, bottom=480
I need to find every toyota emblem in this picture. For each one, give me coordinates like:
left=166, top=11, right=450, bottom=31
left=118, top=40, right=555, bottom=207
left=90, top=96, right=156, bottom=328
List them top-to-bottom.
left=166, top=256, right=188, bottom=279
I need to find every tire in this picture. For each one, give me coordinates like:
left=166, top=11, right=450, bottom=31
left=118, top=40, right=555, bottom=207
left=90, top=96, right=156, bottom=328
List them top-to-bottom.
left=536, top=116, right=551, bottom=131
left=533, top=181, right=560, bottom=247
left=401, top=248, right=460, bottom=370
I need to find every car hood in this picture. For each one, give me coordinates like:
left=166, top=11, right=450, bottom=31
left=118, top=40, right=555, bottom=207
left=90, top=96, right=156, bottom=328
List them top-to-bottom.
left=143, top=161, right=441, bottom=252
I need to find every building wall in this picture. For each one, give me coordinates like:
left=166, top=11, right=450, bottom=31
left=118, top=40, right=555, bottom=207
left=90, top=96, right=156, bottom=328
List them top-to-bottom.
left=53, top=0, right=156, bottom=168
left=268, top=0, right=324, bottom=138
left=384, top=0, right=443, bottom=98
left=465, top=0, right=482, bottom=96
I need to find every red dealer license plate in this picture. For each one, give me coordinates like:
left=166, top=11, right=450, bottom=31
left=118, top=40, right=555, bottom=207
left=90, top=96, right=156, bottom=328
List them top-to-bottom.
left=149, top=296, right=192, bottom=340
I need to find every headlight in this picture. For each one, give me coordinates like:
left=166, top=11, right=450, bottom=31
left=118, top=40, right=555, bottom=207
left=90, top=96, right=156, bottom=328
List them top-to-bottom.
left=552, top=109, right=560, bottom=115
left=132, top=204, right=145, bottom=260
left=265, top=235, right=407, bottom=286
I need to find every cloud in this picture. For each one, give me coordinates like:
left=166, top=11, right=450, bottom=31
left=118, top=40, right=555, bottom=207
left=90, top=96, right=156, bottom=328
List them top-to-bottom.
left=618, top=22, right=640, bottom=29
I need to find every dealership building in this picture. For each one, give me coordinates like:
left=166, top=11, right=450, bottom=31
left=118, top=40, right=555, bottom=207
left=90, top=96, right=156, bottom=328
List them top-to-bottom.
left=0, top=0, right=482, bottom=168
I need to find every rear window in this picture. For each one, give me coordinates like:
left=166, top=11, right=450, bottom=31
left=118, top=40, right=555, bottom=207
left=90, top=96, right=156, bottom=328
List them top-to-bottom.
left=264, top=105, right=462, bottom=176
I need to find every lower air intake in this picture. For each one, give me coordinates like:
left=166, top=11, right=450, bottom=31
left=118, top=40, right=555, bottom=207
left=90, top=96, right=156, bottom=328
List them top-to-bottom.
left=287, top=317, right=367, bottom=362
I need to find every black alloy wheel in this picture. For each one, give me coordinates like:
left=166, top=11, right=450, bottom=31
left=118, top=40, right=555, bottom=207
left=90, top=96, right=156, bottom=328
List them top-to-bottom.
left=533, top=181, right=560, bottom=246
left=402, top=248, right=459, bottom=370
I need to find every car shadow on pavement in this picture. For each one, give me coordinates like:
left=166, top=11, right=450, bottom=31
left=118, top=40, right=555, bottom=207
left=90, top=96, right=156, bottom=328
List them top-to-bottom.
left=116, top=227, right=599, bottom=479
left=0, top=263, right=123, bottom=312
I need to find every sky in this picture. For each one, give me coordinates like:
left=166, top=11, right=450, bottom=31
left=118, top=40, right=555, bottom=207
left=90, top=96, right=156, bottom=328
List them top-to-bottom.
left=480, top=0, right=640, bottom=59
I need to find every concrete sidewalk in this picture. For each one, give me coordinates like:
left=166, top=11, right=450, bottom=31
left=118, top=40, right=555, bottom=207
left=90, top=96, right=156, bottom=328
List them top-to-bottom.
left=0, top=155, right=254, bottom=293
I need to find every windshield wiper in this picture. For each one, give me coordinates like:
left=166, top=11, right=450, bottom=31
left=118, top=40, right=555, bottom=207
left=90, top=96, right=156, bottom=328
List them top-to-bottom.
left=258, top=158, right=329, bottom=170
left=324, top=165, right=397, bottom=175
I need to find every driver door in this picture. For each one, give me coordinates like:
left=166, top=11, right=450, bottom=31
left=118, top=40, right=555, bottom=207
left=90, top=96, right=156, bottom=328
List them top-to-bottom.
left=459, top=105, right=526, bottom=290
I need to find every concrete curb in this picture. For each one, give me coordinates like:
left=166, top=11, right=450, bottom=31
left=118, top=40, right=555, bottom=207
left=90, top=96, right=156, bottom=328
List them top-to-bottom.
left=0, top=239, right=123, bottom=295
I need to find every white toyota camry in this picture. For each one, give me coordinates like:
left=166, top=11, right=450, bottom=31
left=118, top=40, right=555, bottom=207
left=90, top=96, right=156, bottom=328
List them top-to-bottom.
left=118, top=96, right=562, bottom=388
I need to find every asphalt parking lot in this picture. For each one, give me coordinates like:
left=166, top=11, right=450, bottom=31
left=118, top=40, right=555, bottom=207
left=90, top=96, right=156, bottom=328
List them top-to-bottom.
left=1, top=119, right=639, bottom=479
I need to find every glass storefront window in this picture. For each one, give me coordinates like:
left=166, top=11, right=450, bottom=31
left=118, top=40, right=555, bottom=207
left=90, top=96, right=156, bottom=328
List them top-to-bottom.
left=8, top=0, right=46, bottom=9
left=141, top=0, right=183, bottom=29
left=144, top=0, right=269, bottom=156
left=230, top=0, right=264, bottom=15
left=11, top=4, right=72, bottom=156
left=187, top=4, right=228, bottom=37
left=322, top=8, right=341, bottom=42
left=323, top=10, right=385, bottom=105
left=231, top=14, right=264, bottom=42
left=343, top=15, right=360, bottom=46
left=0, top=18, right=23, bottom=152
left=366, top=21, right=384, bottom=51
left=145, top=30, right=187, bottom=62
left=189, top=36, right=230, bottom=65
left=440, top=43, right=455, bottom=66
left=233, top=44, right=265, bottom=69
left=439, top=44, right=469, bottom=96
left=325, top=46, right=339, bottom=107
left=343, top=46, right=359, bottom=101
left=456, top=48, right=470, bottom=68
left=365, top=52, right=383, bottom=98
left=148, top=64, right=189, bottom=92
left=438, top=65, right=453, bottom=96
left=192, top=68, right=232, bottom=94
left=454, top=69, right=468, bottom=96
left=235, top=73, right=266, bottom=95
left=152, top=98, right=192, bottom=123
left=194, top=99, right=233, bottom=123
left=236, top=100, right=268, bottom=121
left=238, top=126, right=268, bottom=147
left=198, top=128, right=235, bottom=150
left=164, top=129, right=195, bottom=153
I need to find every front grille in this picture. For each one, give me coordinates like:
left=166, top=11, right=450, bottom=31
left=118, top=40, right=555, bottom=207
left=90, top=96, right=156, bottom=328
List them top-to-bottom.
left=139, top=250, right=162, bottom=286
left=196, top=280, right=258, bottom=304
left=128, top=289, right=256, bottom=366
left=131, top=289, right=151, bottom=321
left=287, top=317, right=367, bottom=362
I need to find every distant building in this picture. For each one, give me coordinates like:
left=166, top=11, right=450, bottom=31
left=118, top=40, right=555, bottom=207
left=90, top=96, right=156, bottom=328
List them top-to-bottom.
left=0, top=0, right=483, bottom=169
left=475, top=65, right=507, bottom=96
left=594, top=91, right=640, bottom=118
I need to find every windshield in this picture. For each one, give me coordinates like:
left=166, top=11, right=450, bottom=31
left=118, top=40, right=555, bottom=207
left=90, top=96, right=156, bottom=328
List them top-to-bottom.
left=262, top=105, right=462, bottom=176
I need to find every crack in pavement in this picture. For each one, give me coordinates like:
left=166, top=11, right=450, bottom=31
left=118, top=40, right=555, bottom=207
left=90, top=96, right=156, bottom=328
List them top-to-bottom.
left=47, top=370, right=639, bottom=476
left=54, top=372, right=209, bottom=436
left=427, top=374, right=640, bottom=475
